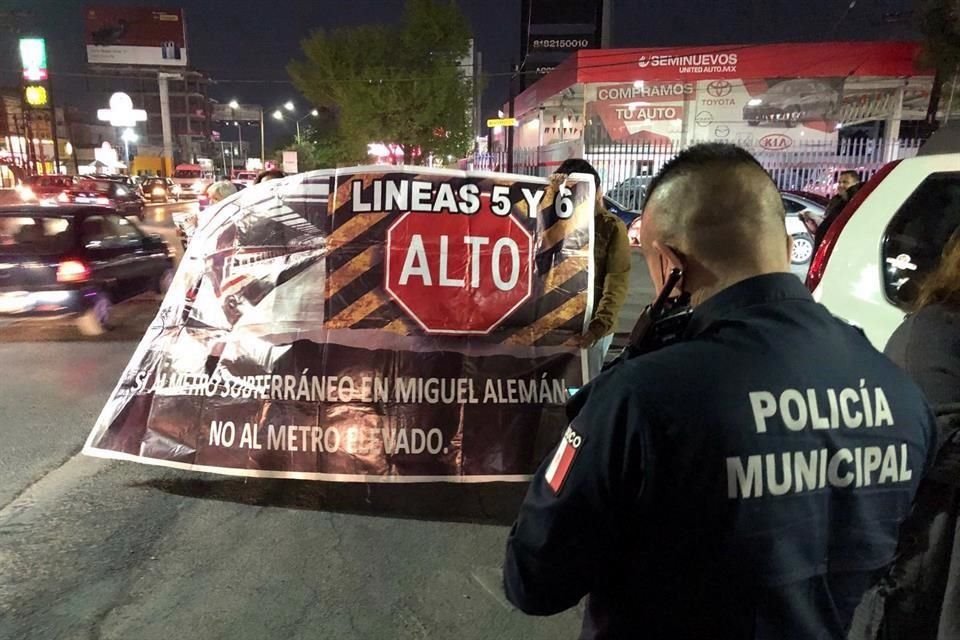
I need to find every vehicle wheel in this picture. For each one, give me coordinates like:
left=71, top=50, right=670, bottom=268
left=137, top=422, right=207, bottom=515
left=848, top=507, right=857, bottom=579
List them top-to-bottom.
left=790, top=233, right=815, bottom=265
left=156, top=268, right=175, bottom=294
left=77, top=294, right=113, bottom=336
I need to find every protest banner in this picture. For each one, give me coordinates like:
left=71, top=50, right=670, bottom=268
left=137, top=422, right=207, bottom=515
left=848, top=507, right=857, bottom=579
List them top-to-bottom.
left=83, top=166, right=596, bottom=481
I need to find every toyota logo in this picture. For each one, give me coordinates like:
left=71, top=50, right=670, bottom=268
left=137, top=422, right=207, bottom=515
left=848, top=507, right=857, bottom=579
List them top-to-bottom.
left=637, top=55, right=649, bottom=68
left=707, top=80, right=733, bottom=97
left=695, top=111, right=714, bottom=127
left=759, top=133, right=793, bottom=150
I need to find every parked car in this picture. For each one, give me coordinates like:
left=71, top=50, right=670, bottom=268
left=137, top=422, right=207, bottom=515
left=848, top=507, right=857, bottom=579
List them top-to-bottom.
left=742, top=79, right=840, bottom=127
left=808, top=123, right=960, bottom=348
left=233, top=171, right=258, bottom=187
left=20, top=175, right=79, bottom=204
left=606, top=175, right=652, bottom=211
left=141, top=177, right=182, bottom=203
left=60, top=178, right=146, bottom=220
left=625, top=191, right=824, bottom=271
left=780, top=192, right=826, bottom=268
left=602, top=194, right=640, bottom=228
left=0, top=205, right=174, bottom=335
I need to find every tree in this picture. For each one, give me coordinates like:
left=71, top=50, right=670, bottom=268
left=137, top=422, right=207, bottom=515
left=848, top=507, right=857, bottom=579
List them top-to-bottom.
left=288, top=0, right=473, bottom=164
left=917, top=0, right=960, bottom=125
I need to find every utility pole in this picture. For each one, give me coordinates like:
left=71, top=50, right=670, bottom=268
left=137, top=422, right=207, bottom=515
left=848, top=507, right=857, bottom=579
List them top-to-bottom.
left=474, top=50, right=483, bottom=149
left=45, top=61, right=61, bottom=173
left=506, top=62, right=517, bottom=173
left=158, top=72, right=180, bottom=176
left=259, top=107, right=265, bottom=166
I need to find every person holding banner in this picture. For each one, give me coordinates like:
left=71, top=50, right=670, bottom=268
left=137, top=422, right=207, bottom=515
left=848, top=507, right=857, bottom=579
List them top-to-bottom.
left=503, top=143, right=936, bottom=639
left=548, top=158, right=630, bottom=376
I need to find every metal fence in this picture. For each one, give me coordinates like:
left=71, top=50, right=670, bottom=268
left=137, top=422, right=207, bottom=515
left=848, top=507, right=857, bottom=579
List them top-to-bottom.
left=468, top=137, right=924, bottom=210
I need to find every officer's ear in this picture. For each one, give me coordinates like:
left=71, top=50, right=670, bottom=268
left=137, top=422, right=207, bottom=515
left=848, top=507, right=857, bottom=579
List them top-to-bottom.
left=652, top=241, right=685, bottom=274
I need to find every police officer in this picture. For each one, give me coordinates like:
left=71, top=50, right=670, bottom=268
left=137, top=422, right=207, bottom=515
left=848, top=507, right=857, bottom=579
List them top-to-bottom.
left=503, top=143, right=937, bottom=639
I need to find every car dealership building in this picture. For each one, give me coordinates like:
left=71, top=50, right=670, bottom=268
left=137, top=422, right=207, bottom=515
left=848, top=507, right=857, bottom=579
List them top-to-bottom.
left=483, top=41, right=952, bottom=201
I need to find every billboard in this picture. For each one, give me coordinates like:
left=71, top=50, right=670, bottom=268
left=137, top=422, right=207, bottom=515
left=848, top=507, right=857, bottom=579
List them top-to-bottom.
left=519, top=0, right=602, bottom=85
left=85, top=6, right=188, bottom=67
left=586, top=76, right=843, bottom=150
left=84, top=167, right=597, bottom=482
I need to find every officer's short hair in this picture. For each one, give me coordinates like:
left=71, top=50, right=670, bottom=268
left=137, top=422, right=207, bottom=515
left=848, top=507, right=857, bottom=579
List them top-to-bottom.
left=643, top=143, right=771, bottom=209
left=643, top=143, right=787, bottom=267
left=839, top=169, right=860, bottom=182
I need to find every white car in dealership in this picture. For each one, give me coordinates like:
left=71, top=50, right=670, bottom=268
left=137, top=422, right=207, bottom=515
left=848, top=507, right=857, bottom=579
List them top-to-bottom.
left=808, top=124, right=959, bottom=349
left=627, top=191, right=825, bottom=279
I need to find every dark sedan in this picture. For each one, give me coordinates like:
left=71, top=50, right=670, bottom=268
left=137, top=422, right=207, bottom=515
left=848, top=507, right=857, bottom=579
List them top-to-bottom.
left=141, top=177, right=182, bottom=203
left=60, top=178, right=146, bottom=220
left=0, top=205, right=174, bottom=335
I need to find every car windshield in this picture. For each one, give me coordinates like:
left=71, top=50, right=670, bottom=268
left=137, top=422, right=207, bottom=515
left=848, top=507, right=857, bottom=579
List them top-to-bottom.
left=768, top=82, right=804, bottom=95
left=26, top=176, right=74, bottom=188
left=75, top=180, right=112, bottom=193
left=604, top=194, right=632, bottom=211
left=0, top=215, right=73, bottom=255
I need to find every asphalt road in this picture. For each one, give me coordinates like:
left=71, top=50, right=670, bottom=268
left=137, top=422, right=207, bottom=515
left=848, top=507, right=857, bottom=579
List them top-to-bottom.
left=0, top=208, right=654, bottom=639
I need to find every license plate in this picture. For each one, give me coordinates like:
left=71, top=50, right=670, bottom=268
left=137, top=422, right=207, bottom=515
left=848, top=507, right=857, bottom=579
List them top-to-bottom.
left=76, top=197, right=95, bottom=204
left=0, top=292, right=30, bottom=313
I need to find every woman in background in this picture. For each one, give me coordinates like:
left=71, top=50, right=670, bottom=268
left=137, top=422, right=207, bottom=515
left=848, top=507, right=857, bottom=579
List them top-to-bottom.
left=852, top=228, right=960, bottom=639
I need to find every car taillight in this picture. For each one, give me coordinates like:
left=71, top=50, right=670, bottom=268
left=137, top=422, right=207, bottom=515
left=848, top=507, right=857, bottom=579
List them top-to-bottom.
left=805, top=160, right=901, bottom=292
left=56, top=191, right=70, bottom=203
left=57, top=259, right=91, bottom=283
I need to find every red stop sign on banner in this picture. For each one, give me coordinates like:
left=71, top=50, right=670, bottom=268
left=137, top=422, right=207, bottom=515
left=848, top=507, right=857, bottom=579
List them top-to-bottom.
left=385, top=197, right=533, bottom=334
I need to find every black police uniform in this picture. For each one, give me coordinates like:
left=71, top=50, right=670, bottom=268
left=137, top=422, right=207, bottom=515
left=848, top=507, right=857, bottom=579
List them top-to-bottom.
left=504, top=273, right=937, bottom=640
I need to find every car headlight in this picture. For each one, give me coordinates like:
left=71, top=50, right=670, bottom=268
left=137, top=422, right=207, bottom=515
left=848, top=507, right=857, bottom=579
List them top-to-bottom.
left=17, top=186, right=36, bottom=201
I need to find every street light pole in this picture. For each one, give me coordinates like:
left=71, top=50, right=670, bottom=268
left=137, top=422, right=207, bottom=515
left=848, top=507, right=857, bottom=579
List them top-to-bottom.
left=229, top=100, right=244, bottom=171
left=259, top=107, right=265, bottom=166
left=237, top=122, right=243, bottom=163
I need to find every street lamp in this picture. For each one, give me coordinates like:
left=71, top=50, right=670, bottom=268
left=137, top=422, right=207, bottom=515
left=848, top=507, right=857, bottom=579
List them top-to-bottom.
left=228, top=99, right=244, bottom=173
left=284, top=101, right=295, bottom=112
left=278, top=109, right=320, bottom=144
left=120, top=128, right=138, bottom=168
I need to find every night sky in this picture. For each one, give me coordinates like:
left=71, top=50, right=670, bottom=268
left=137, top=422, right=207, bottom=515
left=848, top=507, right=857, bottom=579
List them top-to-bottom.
left=0, top=0, right=916, bottom=147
